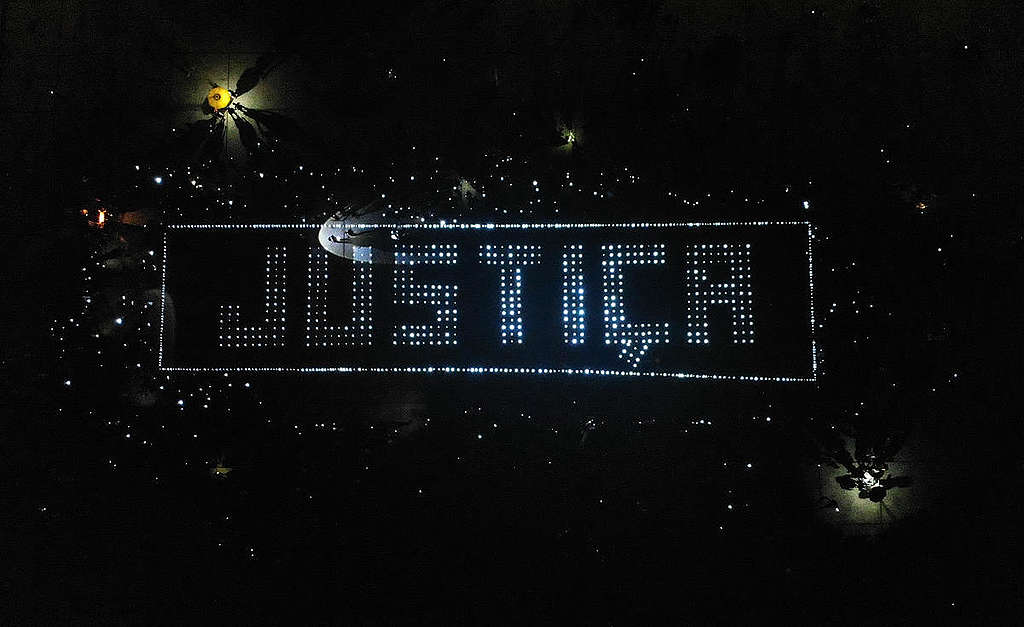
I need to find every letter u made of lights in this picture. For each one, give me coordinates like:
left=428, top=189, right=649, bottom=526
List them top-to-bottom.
left=306, top=247, right=373, bottom=347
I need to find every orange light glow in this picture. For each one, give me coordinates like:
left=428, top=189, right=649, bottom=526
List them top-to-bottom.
left=207, top=86, right=232, bottom=111
left=97, top=209, right=106, bottom=226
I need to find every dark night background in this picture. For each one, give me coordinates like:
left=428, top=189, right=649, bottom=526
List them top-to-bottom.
left=1, top=0, right=1022, bottom=623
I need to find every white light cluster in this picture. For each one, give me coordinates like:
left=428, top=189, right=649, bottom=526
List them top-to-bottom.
left=167, top=220, right=809, bottom=231
left=328, top=220, right=811, bottom=230
left=162, top=221, right=817, bottom=381
left=167, top=224, right=316, bottom=229
left=807, top=224, right=818, bottom=376
left=158, top=234, right=168, bottom=367
left=685, top=243, right=755, bottom=344
left=393, top=244, right=459, bottom=346
left=479, top=244, right=542, bottom=344
left=602, top=244, right=669, bottom=367
left=562, top=245, right=586, bottom=344
left=218, top=246, right=287, bottom=348
left=306, top=247, right=373, bottom=347
left=160, top=364, right=813, bottom=382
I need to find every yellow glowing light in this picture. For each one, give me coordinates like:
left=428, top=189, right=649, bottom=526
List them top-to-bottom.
left=207, top=86, right=232, bottom=111
left=97, top=209, right=106, bottom=226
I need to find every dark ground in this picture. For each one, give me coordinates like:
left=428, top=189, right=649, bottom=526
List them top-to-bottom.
left=1, top=1, right=1022, bottom=623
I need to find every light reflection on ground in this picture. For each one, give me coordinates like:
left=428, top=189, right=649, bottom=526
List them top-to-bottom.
left=806, top=429, right=945, bottom=535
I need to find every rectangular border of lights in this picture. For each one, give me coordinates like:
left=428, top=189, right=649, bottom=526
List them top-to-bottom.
left=158, top=221, right=818, bottom=382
